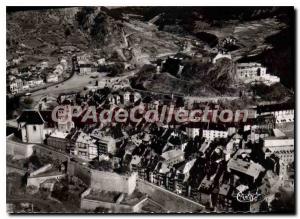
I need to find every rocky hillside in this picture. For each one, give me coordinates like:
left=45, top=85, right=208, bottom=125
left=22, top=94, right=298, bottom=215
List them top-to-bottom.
left=7, top=7, right=181, bottom=67
left=7, top=7, right=88, bottom=64
left=132, top=58, right=240, bottom=97
left=181, top=59, right=237, bottom=86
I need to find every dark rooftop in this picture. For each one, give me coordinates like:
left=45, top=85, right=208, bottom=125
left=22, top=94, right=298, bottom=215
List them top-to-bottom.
left=257, top=103, right=294, bottom=113
left=17, top=110, right=45, bottom=125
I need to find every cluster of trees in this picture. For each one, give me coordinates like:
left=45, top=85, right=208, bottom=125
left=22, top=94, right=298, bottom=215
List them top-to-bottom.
left=76, top=7, right=109, bottom=44
left=99, top=63, right=125, bottom=77
left=251, top=83, right=292, bottom=101
left=6, top=95, right=20, bottom=119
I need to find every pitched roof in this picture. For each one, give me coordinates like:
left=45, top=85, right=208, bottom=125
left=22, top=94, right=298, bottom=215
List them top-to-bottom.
left=257, top=103, right=294, bottom=113
left=17, top=110, right=45, bottom=125
left=39, top=110, right=56, bottom=127
left=161, top=149, right=184, bottom=161
left=219, top=184, right=231, bottom=196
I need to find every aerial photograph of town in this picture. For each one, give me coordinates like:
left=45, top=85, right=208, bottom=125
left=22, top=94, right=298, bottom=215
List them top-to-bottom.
left=6, top=6, right=295, bottom=213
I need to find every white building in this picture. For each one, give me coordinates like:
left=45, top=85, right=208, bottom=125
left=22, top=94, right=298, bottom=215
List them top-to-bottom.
left=97, top=58, right=106, bottom=65
left=60, top=59, right=68, bottom=71
left=78, top=60, right=92, bottom=75
left=39, top=61, right=49, bottom=70
left=236, top=62, right=280, bottom=86
left=237, top=63, right=267, bottom=79
left=54, top=64, right=64, bottom=75
left=46, top=74, right=59, bottom=83
left=97, top=77, right=130, bottom=91
left=9, top=79, right=23, bottom=94
left=35, top=79, right=45, bottom=86
left=26, top=80, right=36, bottom=88
left=22, top=85, right=30, bottom=90
left=121, top=91, right=142, bottom=104
left=123, top=91, right=131, bottom=103
left=107, top=94, right=121, bottom=105
left=17, top=110, right=53, bottom=144
left=185, top=127, right=200, bottom=139
left=202, top=128, right=228, bottom=140
left=74, top=132, right=98, bottom=161
left=97, top=135, right=121, bottom=155
left=264, top=138, right=294, bottom=178
left=161, top=149, right=185, bottom=166
left=227, top=158, right=265, bottom=182
left=90, top=170, right=137, bottom=195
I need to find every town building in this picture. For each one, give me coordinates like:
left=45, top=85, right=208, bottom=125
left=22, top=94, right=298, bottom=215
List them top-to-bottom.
left=97, top=58, right=106, bottom=65
left=60, top=59, right=68, bottom=71
left=39, top=61, right=49, bottom=70
left=78, top=61, right=92, bottom=75
left=236, top=62, right=280, bottom=86
left=237, top=63, right=267, bottom=79
left=53, top=64, right=64, bottom=76
left=46, top=74, right=59, bottom=83
left=9, top=78, right=23, bottom=94
left=35, top=78, right=45, bottom=86
left=26, top=80, right=36, bottom=88
left=22, top=84, right=30, bottom=90
left=121, top=91, right=141, bottom=104
left=107, top=93, right=122, bottom=105
left=257, top=103, right=294, bottom=124
left=17, top=110, right=54, bottom=144
left=254, top=114, right=276, bottom=130
left=202, top=124, right=229, bottom=140
left=90, top=127, right=125, bottom=156
left=186, top=127, right=201, bottom=139
left=46, top=131, right=69, bottom=152
left=74, top=132, right=98, bottom=161
left=225, top=134, right=242, bottom=160
left=98, top=136, right=121, bottom=155
left=264, top=137, right=294, bottom=178
left=199, top=139, right=212, bottom=154
left=161, top=149, right=185, bottom=166
left=227, top=158, right=265, bottom=183
left=26, top=164, right=65, bottom=191
left=80, top=169, right=147, bottom=213
left=90, top=170, right=137, bottom=195
left=198, top=177, right=214, bottom=207
left=217, top=183, right=233, bottom=211
left=80, top=188, right=147, bottom=212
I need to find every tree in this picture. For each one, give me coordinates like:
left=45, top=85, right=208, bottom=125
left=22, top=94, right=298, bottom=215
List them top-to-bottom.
left=76, top=7, right=95, bottom=30
left=90, top=12, right=109, bottom=44
left=64, top=27, right=71, bottom=38
left=23, top=97, right=33, bottom=105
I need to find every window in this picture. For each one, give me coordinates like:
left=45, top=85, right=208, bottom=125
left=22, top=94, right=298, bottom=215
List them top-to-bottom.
left=257, top=68, right=261, bottom=76
left=33, top=125, right=37, bottom=131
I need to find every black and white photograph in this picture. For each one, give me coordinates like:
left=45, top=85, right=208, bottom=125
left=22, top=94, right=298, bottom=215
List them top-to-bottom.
left=5, top=5, right=295, bottom=214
